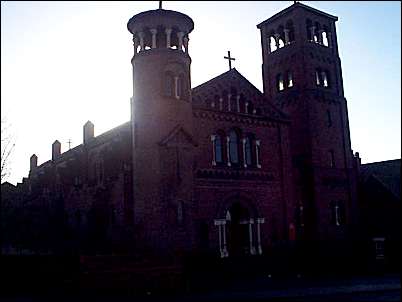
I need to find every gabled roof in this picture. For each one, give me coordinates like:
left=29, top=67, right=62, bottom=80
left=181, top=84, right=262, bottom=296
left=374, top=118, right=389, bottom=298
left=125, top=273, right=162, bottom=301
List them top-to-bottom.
left=257, top=2, right=338, bottom=29
left=192, top=68, right=289, bottom=122
left=192, top=68, right=261, bottom=95
left=361, top=159, right=401, bottom=200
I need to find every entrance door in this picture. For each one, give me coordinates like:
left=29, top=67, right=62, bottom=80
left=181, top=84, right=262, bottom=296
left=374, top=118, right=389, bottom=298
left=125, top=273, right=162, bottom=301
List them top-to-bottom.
left=227, top=202, right=249, bottom=257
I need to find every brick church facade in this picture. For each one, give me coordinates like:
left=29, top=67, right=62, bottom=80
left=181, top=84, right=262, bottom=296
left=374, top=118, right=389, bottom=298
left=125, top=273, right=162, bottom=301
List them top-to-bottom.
left=2, top=3, right=361, bottom=259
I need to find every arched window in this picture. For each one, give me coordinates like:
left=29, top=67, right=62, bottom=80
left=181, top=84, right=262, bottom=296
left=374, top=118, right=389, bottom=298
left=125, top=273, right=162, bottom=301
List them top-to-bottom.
left=306, top=19, right=313, bottom=40
left=286, top=20, right=295, bottom=43
left=314, top=22, right=321, bottom=43
left=322, top=31, right=329, bottom=47
left=269, top=36, right=277, bottom=52
left=278, top=38, right=285, bottom=48
left=315, top=69, right=321, bottom=86
left=287, top=71, right=293, bottom=88
left=322, top=71, right=329, bottom=87
left=165, top=72, right=175, bottom=97
left=277, top=74, right=284, bottom=91
left=175, top=75, right=185, bottom=99
left=247, top=101, right=254, bottom=115
left=229, top=130, right=239, bottom=165
left=215, top=134, right=223, bottom=164
left=245, top=136, right=253, bottom=166
left=255, top=140, right=261, bottom=168
left=329, top=150, right=335, bottom=167
left=330, top=201, right=345, bottom=226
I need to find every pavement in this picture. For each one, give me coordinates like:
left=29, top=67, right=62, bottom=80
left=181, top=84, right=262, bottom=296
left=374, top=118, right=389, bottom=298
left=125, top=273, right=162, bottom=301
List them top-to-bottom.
left=1, top=274, right=400, bottom=302
left=175, top=274, right=401, bottom=302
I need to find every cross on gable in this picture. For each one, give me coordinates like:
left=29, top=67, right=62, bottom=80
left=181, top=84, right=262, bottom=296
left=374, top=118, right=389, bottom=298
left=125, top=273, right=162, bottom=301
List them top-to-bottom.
left=224, top=50, right=236, bottom=71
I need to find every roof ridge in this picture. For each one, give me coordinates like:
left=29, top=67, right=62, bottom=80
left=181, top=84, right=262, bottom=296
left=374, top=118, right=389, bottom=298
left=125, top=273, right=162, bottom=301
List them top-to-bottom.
left=192, top=68, right=236, bottom=91
left=362, top=159, right=401, bottom=166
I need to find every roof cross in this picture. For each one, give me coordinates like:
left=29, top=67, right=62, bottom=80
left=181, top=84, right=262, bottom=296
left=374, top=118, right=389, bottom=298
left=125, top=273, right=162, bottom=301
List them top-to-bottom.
left=224, top=50, right=236, bottom=71
left=67, top=139, right=72, bottom=150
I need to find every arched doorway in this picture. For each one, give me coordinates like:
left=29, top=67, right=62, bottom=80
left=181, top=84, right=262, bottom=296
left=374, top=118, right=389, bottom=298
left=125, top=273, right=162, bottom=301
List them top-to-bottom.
left=214, top=198, right=265, bottom=258
left=226, top=202, right=250, bottom=257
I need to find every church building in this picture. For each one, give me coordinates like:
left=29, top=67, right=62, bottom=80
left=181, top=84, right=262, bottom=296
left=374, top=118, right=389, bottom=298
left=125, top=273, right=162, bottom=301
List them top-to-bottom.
left=2, top=2, right=361, bottom=261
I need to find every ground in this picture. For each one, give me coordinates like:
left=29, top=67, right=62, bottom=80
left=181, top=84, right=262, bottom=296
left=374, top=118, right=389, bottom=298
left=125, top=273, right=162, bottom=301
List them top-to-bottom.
left=1, top=274, right=399, bottom=302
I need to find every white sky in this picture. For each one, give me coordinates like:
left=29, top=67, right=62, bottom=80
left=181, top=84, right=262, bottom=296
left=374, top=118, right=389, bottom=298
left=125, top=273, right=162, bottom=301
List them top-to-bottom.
left=1, top=1, right=401, bottom=185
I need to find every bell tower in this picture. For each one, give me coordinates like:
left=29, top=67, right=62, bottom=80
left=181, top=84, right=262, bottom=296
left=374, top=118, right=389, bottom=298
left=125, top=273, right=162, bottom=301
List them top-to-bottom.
left=257, top=3, right=359, bottom=241
left=127, top=8, right=195, bottom=255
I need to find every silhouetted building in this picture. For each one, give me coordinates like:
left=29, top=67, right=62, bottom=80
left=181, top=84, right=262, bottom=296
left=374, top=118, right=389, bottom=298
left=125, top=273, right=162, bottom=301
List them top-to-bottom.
left=2, top=3, right=365, bottom=263
left=359, top=159, right=401, bottom=264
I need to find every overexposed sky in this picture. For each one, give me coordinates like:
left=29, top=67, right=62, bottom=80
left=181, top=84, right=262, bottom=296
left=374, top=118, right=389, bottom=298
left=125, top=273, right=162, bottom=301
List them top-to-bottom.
left=1, top=1, right=401, bottom=185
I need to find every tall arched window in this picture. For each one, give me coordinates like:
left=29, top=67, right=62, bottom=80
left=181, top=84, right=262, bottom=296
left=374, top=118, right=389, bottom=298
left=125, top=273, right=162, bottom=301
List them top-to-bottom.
left=286, top=20, right=295, bottom=43
left=322, top=31, right=329, bottom=46
left=229, top=130, right=239, bottom=165
left=215, top=134, right=223, bottom=164
left=245, top=136, right=253, bottom=166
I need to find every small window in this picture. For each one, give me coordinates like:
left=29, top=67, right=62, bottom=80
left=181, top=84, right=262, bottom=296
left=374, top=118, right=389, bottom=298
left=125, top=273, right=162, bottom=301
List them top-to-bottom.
left=315, top=70, right=321, bottom=86
left=287, top=71, right=293, bottom=88
left=322, top=71, right=329, bottom=87
left=277, top=74, right=284, bottom=91
left=175, top=75, right=185, bottom=99
left=229, top=130, right=239, bottom=165
left=215, top=135, right=223, bottom=164
left=245, top=136, right=253, bottom=166
left=255, top=140, right=261, bottom=168
left=329, top=150, right=335, bottom=168
left=177, top=201, right=184, bottom=224
left=330, top=201, right=345, bottom=226
left=297, top=204, right=305, bottom=228
left=373, top=238, right=385, bottom=260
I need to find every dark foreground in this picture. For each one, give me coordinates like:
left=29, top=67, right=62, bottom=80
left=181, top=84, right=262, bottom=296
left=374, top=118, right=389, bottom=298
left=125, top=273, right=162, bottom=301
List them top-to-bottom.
left=0, top=252, right=400, bottom=301
left=1, top=274, right=400, bottom=302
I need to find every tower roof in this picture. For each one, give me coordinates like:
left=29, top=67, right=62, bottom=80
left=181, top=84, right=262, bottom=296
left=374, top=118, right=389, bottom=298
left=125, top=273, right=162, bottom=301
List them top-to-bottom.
left=257, top=2, right=338, bottom=29
left=127, top=9, right=194, bottom=34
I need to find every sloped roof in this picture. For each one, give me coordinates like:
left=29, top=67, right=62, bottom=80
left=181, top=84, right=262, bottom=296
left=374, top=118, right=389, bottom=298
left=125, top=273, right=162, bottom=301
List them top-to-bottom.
left=191, top=68, right=289, bottom=122
left=360, top=159, right=401, bottom=200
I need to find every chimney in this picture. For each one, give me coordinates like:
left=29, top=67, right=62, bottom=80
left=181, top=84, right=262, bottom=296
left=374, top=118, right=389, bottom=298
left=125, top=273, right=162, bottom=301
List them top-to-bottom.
left=83, top=121, right=94, bottom=144
left=52, top=140, right=61, bottom=160
left=30, top=154, right=38, bottom=170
